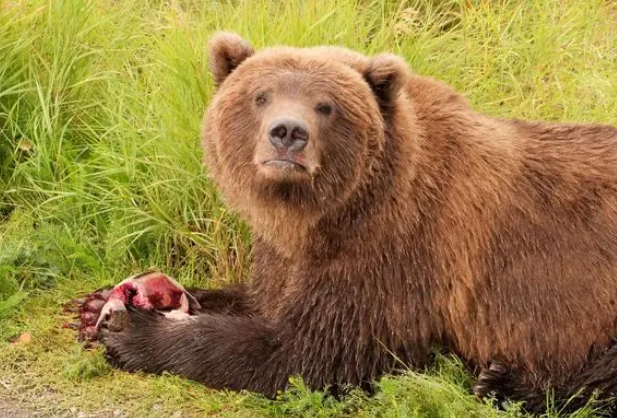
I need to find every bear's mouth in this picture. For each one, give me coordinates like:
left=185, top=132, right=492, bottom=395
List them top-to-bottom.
left=262, top=158, right=307, bottom=171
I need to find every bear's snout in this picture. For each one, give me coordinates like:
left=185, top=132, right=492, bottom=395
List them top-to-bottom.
left=268, top=117, right=310, bottom=152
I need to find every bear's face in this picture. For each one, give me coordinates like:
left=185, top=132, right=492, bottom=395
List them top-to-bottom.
left=202, top=33, right=408, bottom=233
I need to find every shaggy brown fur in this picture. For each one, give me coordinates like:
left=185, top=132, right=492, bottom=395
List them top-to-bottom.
left=98, top=32, right=617, bottom=413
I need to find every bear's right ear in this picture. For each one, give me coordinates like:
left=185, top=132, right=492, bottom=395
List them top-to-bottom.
left=208, top=32, right=255, bottom=87
left=364, top=53, right=408, bottom=108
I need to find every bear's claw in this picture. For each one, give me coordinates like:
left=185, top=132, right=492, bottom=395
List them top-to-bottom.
left=473, top=362, right=509, bottom=400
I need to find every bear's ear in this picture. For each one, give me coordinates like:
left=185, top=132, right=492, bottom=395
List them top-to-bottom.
left=208, top=32, right=255, bottom=87
left=364, top=53, right=408, bottom=107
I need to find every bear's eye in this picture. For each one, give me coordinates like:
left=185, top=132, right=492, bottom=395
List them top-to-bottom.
left=255, top=92, right=268, bottom=107
left=315, top=102, right=333, bottom=116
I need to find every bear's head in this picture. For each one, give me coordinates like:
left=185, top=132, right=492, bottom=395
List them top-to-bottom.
left=202, top=32, right=410, bottom=249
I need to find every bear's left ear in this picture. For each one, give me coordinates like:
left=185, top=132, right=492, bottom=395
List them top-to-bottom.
left=208, top=32, right=255, bottom=87
left=364, top=53, right=408, bottom=107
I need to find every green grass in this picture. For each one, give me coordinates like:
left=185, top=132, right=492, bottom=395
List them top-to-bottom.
left=0, top=0, right=616, bottom=416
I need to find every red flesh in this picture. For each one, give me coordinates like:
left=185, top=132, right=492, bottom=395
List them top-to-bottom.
left=63, top=272, right=188, bottom=343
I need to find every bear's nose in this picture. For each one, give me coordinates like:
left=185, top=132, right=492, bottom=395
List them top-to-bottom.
left=268, top=118, right=309, bottom=152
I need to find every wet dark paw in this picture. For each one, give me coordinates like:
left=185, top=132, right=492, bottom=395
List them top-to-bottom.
left=100, top=303, right=130, bottom=333
left=97, top=306, right=134, bottom=366
left=97, top=307, right=162, bottom=370
left=473, top=362, right=509, bottom=400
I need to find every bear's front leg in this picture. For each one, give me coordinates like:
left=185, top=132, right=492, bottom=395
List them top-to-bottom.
left=186, top=284, right=253, bottom=316
left=98, top=307, right=286, bottom=395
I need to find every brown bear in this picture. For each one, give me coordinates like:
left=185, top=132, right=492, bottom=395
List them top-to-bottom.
left=74, top=32, right=617, bottom=413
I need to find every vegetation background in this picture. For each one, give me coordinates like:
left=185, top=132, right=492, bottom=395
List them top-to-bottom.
left=1, top=0, right=616, bottom=416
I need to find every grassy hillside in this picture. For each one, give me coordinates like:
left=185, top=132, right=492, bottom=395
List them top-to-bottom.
left=1, top=0, right=616, bottom=416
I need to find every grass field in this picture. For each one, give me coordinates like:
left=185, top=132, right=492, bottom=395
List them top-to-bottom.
left=1, top=0, right=616, bottom=416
